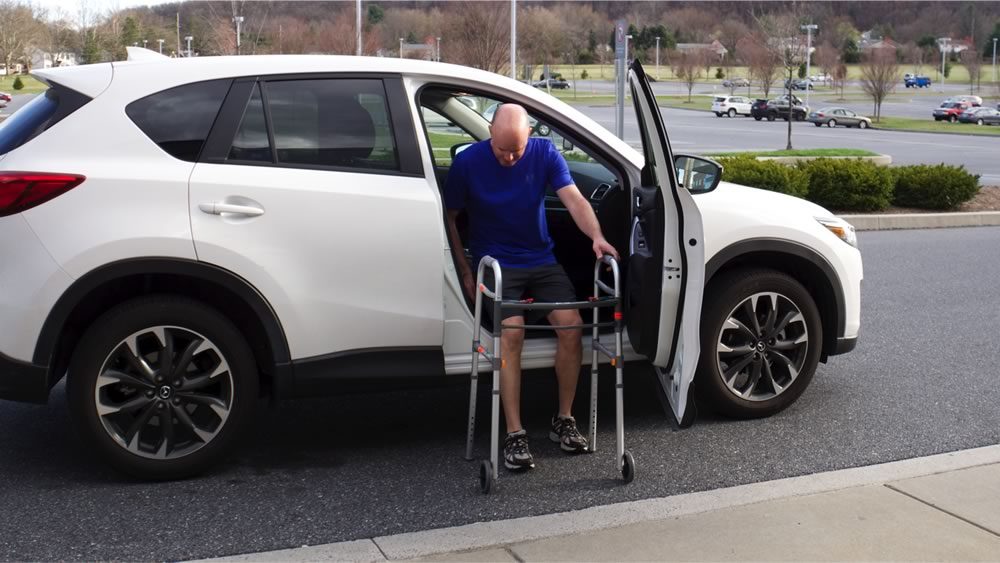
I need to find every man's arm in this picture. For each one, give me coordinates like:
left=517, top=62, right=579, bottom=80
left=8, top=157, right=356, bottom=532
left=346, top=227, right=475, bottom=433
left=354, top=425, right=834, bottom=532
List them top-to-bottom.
left=556, top=184, right=619, bottom=261
left=446, top=209, right=475, bottom=300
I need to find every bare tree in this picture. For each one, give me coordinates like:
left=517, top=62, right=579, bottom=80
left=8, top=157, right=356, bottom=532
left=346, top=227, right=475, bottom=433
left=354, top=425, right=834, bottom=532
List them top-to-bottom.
left=0, top=0, right=41, bottom=73
left=444, top=1, right=509, bottom=75
left=519, top=7, right=567, bottom=89
left=757, top=13, right=810, bottom=149
left=738, top=34, right=779, bottom=99
left=814, top=41, right=839, bottom=84
left=860, top=46, right=899, bottom=122
left=673, top=48, right=707, bottom=103
left=961, top=49, right=982, bottom=94
left=833, top=63, right=848, bottom=99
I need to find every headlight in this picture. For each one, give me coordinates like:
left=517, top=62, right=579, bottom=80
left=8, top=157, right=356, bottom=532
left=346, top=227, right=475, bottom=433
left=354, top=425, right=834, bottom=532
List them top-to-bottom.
left=816, top=217, right=858, bottom=248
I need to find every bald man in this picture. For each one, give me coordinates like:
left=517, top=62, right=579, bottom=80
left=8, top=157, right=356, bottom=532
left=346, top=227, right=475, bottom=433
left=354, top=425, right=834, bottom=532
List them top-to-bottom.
left=445, top=103, right=619, bottom=471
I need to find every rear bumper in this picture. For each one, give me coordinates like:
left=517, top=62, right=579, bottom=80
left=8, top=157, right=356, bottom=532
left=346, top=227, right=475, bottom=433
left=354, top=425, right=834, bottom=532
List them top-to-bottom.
left=0, top=351, right=49, bottom=404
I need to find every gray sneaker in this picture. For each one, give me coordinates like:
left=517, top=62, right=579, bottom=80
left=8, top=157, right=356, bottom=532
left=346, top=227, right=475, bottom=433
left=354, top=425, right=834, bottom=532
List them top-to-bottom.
left=549, top=415, right=589, bottom=453
left=504, top=430, right=535, bottom=470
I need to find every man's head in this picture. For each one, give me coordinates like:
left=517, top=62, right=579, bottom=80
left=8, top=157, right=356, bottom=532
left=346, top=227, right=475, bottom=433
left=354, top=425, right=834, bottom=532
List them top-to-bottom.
left=489, top=104, right=531, bottom=167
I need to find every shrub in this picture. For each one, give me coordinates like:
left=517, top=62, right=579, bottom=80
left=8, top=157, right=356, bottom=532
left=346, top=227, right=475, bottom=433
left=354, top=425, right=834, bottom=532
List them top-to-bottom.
left=797, top=62, right=807, bottom=78
left=715, top=67, right=724, bottom=79
left=580, top=69, right=589, bottom=80
left=12, top=75, right=23, bottom=90
left=716, top=155, right=810, bottom=198
left=797, top=158, right=894, bottom=211
left=892, top=164, right=980, bottom=209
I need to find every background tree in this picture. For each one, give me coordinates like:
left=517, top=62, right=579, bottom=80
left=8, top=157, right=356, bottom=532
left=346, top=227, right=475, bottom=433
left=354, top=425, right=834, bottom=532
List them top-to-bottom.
left=0, top=0, right=40, bottom=72
left=444, top=1, right=509, bottom=75
left=519, top=7, right=567, bottom=88
left=757, top=12, right=810, bottom=149
left=738, top=34, right=779, bottom=99
left=814, top=41, right=839, bottom=84
left=860, top=46, right=899, bottom=122
left=673, top=48, right=708, bottom=102
left=960, top=49, right=982, bottom=94
left=833, top=63, right=848, bottom=99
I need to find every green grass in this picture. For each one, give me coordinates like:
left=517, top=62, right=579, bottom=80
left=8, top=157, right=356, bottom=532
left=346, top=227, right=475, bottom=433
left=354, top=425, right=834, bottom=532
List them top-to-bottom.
left=0, top=75, right=46, bottom=94
left=870, top=116, right=1000, bottom=136
left=706, top=148, right=880, bottom=158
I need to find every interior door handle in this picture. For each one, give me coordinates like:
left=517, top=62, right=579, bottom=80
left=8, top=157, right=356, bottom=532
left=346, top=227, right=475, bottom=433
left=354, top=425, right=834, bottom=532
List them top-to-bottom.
left=198, top=202, right=264, bottom=217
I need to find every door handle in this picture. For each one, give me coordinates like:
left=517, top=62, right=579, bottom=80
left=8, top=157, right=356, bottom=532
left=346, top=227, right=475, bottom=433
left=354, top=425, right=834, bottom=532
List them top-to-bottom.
left=198, top=202, right=264, bottom=217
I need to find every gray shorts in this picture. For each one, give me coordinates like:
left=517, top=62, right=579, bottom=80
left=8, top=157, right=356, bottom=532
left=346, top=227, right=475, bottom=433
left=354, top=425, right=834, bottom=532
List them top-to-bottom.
left=482, top=263, right=578, bottom=324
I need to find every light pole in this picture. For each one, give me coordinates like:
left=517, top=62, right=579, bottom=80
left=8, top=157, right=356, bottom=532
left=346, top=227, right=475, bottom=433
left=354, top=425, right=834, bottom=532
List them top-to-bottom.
left=356, top=0, right=362, bottom=56
left=510, top=0, right=516, bottom=80
left=233, top=16, right=244, bottom=55
left=801, top=24, right=817, bottom=111
left=625, top=34, right=632, bottom=62
left=184, top=35, right=193, bottom=58
left=655, top=36, right=661, bottom=80
left=399, top=37, right=404, bottom=58
left=436, top=37, right=441, bottom=62
left=939, top=37, right=951, bottom=88
left=993, top=37, right=997, bottom=82
left=142, top=39, right=148, bottom=49
left=157, top=39, right=164, bottom=54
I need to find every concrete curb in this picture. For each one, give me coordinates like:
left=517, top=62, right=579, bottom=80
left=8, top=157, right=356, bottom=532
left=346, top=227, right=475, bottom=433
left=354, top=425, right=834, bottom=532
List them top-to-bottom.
left=840, top=211, right=1000, bottom=231
left=200, top=445, right=1000, bottom=561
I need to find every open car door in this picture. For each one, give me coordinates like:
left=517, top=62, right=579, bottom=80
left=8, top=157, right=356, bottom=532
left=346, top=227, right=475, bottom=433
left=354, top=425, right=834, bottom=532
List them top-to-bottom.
left=625, top=60, right=706, bottom=426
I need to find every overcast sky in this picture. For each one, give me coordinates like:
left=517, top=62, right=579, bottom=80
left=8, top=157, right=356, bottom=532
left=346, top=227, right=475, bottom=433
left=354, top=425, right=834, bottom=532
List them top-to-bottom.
left=36, top=0, right=175, bottom=20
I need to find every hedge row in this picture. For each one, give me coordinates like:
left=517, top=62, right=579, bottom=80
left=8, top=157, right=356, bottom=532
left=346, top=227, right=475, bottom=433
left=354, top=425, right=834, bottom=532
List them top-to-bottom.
left=717, top=156, right=980, bottom=211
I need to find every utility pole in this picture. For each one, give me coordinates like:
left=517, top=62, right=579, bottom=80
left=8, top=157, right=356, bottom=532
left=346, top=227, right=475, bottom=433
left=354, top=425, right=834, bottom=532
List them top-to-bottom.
left=356, top=0, right=362, bottom=56
left=510, top=0, right=516, bottom=80
left=176, top=12, right=181, bottom=57
left=233, top=16, right=243, bottom=55
left=801, top=24, right=817, bottom=112
left=185, top=35, right=193, bottom=58
left=655, top=36, right=661, bottom=80
left=436, top=37, right=441, bottom=62
left=940, top=37, right=951, bottom=88
left=993, top=37, right=997, bottom=82
left=142, top=39, right=147, bottom=49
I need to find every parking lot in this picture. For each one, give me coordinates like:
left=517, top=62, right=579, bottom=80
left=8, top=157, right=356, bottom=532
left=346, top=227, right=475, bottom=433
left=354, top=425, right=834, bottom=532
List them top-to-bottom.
left=2, top=226, right=999, bottom=561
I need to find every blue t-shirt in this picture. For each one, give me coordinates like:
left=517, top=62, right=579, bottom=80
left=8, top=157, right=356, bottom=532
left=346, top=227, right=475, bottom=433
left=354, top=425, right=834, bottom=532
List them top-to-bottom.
left=445, top=138, right=574, bottom=269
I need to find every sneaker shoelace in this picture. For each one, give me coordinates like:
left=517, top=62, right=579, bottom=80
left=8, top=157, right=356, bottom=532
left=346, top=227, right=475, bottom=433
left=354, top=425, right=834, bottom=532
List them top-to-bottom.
left=558, top=418, right=583, bottom=440
left=507, top=434, right=529, bottom=456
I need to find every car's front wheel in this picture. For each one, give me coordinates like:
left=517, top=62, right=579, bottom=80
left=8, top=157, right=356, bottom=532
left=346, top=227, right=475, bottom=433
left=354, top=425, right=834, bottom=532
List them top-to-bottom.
left=828, top=119, right=837, bottom=127
left=859, top=121, right=869, bottom=129
left=696, top=269, right=823, bottom=419
left=67, top=296, right=259, bottom=479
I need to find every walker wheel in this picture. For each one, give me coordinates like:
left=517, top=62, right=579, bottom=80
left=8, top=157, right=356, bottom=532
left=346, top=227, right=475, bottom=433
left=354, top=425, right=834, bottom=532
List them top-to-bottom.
left=621, top=451, right=636, bottom=484
left=479, top=460, right=495, bottom=494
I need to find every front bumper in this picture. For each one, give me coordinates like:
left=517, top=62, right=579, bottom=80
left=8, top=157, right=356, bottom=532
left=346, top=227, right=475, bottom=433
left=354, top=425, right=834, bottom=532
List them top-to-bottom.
left=833, top=335, right=858, bottom=356
left=0, top=351, right=49, bottom=404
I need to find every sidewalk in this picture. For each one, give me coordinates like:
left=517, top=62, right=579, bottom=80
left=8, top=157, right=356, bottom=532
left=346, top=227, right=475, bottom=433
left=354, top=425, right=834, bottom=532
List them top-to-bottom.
left=207, top=445, right=1000, bottom=562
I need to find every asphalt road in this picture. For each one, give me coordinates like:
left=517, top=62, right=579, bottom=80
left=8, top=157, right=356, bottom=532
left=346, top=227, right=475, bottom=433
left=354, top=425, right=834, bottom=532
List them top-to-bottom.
left=575, top=104, right=1000, bottom=185
left=2, top=226, right=1000, bottom=561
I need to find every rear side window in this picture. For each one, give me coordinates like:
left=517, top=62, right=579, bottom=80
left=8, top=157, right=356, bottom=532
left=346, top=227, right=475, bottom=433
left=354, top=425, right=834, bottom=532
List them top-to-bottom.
left=264, top=78, right=398, bottom=172
left=126, top=79, right=231, bottom=162
left=228, top=84, right=270, bottom=163
left=0, top=85, right=90, bottom=156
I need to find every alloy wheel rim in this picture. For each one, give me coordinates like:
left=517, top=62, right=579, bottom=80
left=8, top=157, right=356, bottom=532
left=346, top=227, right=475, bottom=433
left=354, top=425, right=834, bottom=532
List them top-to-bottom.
left=716, top=292, right=808, bottom=402
left=94, top=326, right=234, bottom=460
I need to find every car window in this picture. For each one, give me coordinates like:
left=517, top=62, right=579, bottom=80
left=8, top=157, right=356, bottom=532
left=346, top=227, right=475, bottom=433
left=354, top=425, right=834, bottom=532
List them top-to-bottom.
left=265, top=78, right=398, bottom=172
left=126, top=79, right=231, bottom=162
left=228, top=83, right=271, bottom=163
left=0, top=84, right=90, bottom=156
left=714, top=97, right=726, bottom=102
left=421, top=107, right=476, bottom=166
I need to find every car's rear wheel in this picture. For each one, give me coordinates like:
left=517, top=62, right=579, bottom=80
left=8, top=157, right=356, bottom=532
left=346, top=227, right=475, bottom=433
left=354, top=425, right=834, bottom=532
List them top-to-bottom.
left=728, top=108, right=737, bottom=117
left=715, top=112, right=723, bottom=117
left=766, top=113, right=775, bottom=122
left=949, top=115, right=957, bottom=123
left=754, top=116, right=762, bottom=121
left=977, top=119, right=984, bottom=126
left=814, top=122, right=822, bottom=127
left=696, top=269, right=823, bottom=419
left=67, top=296, right=259, bottom=480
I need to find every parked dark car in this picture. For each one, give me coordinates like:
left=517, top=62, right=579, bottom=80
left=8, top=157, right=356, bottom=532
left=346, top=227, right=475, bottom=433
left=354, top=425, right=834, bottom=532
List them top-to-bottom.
left=722, top=77, right=750, bottom=88
left=532, top=78, right=571, bottom=90
left=784, top=78, right=813, bottom=90
left=753, top=98, right=808, bottom=121
left=958, top=107, right=1000, bottom=125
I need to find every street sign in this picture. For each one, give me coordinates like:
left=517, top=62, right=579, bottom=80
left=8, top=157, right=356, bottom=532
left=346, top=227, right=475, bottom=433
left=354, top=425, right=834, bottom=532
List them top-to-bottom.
left=615, top=19, right=626, bottom=59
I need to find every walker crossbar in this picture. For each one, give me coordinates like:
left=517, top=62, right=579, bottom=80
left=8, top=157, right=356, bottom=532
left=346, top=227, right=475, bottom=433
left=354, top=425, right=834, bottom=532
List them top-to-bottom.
left=465, top=254, right=635, bottom=494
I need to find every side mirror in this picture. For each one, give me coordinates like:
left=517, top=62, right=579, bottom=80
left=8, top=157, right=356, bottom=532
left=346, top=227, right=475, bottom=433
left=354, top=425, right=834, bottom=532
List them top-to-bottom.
left=451, top=142, right=474, bottom=160
left=674, top=154, right=723, bottom=194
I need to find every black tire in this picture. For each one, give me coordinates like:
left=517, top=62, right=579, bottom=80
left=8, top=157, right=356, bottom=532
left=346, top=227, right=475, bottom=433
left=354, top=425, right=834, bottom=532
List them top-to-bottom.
left=728, top=108, right=737, bottom=117
left=715, top=112, right=723, bottom=117
left=795, top=112, right=804, bottom=121
left=766, top=113, right=776, bottom=122
left=949, top=115, right=957, bottom=123
left=754, top=116, right=762, bottom=121
left=828, top=119, right=837, bottom=127
left=977, top=119, right=984, bottom=126
left=859, top=120, right=868, bottom=129
left=814, top=122, right=823, bottom=127
left=696, top=269, right=823, bottom=419
left=67, top=296, right=259, bottom=480
left=479, top=460, right=495, bottom=494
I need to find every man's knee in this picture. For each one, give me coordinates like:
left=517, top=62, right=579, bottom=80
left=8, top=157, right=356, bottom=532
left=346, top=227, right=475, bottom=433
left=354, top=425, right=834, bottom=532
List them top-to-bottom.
left=551, top=310, right=583, bottom=342
left=500, top=318, right=525, bottom=351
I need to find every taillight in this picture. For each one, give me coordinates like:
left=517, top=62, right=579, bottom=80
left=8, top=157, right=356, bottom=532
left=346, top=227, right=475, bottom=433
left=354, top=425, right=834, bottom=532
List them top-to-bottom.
left=817, top=113, right=825, bottom=117
left=0, top=172, right=85, bottom=217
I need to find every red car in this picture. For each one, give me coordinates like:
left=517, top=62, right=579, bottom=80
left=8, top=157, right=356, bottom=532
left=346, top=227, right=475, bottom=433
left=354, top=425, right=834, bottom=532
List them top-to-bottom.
left=933, top=101, right=971, bottom=122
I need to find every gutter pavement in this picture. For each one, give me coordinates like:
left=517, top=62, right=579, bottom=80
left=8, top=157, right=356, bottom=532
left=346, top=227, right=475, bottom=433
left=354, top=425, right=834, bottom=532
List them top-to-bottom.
left=203, top=444, right=1000, bottom=562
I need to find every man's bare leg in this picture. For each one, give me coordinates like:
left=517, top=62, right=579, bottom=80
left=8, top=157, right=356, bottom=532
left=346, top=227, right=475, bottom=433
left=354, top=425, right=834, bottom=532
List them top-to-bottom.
left=549, top=308, right=584, bottom=417
left=499, top=316, right=526, bottom=433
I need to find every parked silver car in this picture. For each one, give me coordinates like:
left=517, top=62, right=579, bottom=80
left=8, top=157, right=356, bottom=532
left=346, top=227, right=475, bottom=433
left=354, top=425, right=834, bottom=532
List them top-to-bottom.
left=807, top=107, right=871, bottom=129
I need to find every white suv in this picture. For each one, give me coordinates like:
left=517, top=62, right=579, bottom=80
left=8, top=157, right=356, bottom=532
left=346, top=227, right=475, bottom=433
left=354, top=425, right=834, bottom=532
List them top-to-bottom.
left=0, top=55, right=862, bottom=479
left=712, top=95, right=753, bottom=117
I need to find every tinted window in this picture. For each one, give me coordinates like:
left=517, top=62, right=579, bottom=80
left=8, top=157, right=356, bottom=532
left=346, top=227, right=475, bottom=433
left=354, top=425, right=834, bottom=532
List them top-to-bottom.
left=126, top=79, right=231, bottom=162
left=265, top=79, right=398, bottom=171
left=228, top=84, right=271, bottom=162
left=0, top=85, right=90, bottom=155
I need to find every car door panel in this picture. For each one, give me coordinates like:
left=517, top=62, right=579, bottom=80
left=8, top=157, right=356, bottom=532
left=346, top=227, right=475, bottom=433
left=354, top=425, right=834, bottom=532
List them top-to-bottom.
left=627, top=60, right=705, bottom=424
